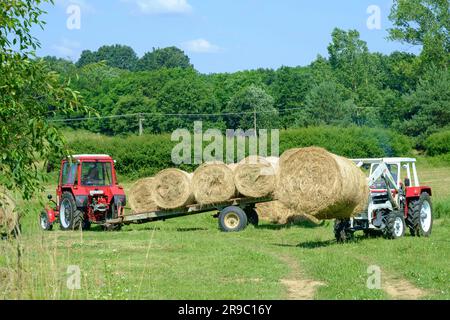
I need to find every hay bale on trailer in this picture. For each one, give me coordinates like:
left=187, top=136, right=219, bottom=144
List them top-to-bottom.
left=276, top=147, right=369, bottom=220
left=234, top=156, right=279, bottom=198
left=192, top=162, right=236, bottom=205
left=153, top=169, right=194, bottom=210
left=128, top=177, right=157, bottom=213
left=0, top=189, right=19, bottom=238
left=256, top=201, right=321, bottom=225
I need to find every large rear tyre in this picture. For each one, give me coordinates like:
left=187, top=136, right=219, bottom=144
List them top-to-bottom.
left=59, top=192, right=83, bottom=231
left=407, top=193, right=433, bottom=237
left=218, top=206, right=248, bottom=232
left=383, top=211, right=406, bottom=239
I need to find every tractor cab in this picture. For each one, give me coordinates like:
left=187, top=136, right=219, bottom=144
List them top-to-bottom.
left=40, top=155, right=126, bottom=231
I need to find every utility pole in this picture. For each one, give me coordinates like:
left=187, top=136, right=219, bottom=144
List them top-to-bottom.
left=253, top=108, right=257, bottom=137
left=138, top=113, right=145, bottom=136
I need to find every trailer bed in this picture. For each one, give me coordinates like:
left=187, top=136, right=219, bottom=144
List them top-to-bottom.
left=106, top=196, right=274, bottom=228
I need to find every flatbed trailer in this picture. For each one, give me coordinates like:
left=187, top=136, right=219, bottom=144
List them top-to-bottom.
left=105, top=196, right=274, bottom=232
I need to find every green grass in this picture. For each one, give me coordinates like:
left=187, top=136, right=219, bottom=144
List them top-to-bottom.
left=1, top=160, right=449, bottom=300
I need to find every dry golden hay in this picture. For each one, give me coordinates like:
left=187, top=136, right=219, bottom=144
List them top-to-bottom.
left=276, top=147, right=369, bottom=220
left=234, top=156, right=279, bottom=198
left=192, top=162, right=236, bottom=205
left=227, top=163, right=238, bottom=172
left=153, top=169, right=194, bottom=210
left=128, top=177, right=157, bottom=213
left=0, top=189, right=19, bottom=236
left=256, top=201, right=321, bottom=225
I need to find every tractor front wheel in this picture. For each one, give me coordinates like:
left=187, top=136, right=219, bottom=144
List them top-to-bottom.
left=59, top=192, right=83, bottom=231
left=407, top=193, right=433, bottom=237
left=40, top=211, right=53, bottom=231
left=383, top=211, right=406, bottom=239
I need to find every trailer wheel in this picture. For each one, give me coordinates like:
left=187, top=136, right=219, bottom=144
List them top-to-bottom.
left=59, top=192, right=83, bottom=231
left=407, top=193, right=433, bottom=237
left=219, top=206, right=248, bottom=232
left=245, top=207, right=259, bottom=226
left=40, top=211, right=53, bottom=231
left=383, top=211, right=406, bottom=239
left=334, top=219, right=353, bottom=243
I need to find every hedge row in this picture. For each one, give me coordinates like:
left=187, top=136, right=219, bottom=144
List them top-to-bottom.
left=60, top=126, right=413, bottom=179
left=424, top=130, right=450, bottom=156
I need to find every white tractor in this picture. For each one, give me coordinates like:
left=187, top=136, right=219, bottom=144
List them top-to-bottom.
left=334, top=158, right=433, bottom=242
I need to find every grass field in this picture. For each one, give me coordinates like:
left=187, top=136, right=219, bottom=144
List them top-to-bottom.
left=1, top=159, right=449, bottom=300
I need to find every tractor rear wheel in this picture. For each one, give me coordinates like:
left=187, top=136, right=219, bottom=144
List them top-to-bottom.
left=59, top=192, right=83, bottom=231
left=407, top=193, right=433, bottom=237
left=218, top=206, right=248, bottom=232
left=383, top=211, right=406, bottom=239
left=334, top=219, right=353, bottom=243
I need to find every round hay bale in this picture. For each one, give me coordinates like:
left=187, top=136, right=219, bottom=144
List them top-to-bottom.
left=276, top=147, right=369, bottom=220
left=234, top=156, right=278, bottom=198
left=192, top=162, right=236, bottom=205
left=227, top=163, right=238, bottom=172
left=153, top=169, right=194, bottom=210
left=128, top=177, right=156, bottom=213
left=0, top=189, right=19, bottom=238
left=255, top=201, right=321, bottom=225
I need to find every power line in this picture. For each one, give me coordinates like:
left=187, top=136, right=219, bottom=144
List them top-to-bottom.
left=48, top=107, right=306, bottom=123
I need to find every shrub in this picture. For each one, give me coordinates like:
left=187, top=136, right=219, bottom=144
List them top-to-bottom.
left=279, top=126, right=412, bottom=158
left=55, top=127, right=413, bottom=179
left=424, top=130, right=450, bottom=156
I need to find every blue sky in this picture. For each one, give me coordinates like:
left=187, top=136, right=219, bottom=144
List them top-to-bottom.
left=33, top=0, right=420, bottom=73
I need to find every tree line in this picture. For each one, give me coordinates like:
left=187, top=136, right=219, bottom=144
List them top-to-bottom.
left=44, top=0, right=449, bottom=149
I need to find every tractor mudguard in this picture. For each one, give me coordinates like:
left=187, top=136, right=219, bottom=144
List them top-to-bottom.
left=75, top=195, right=89, bottom=208
left=45, top=208, right=56, bottom=224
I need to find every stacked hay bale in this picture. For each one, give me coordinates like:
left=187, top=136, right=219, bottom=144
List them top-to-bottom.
left=276, top=147, right=369, bottom=220
left=233, top=156, right=279, bottom=198
left=192, top=162, right=236, bottom=205
left=153, top=169, right=194, bottom=210
left=128, top=177, right=156, bottom=213
left=0, top=189, right=19, bottom=238
left=256, top=201, right=321, bottom=225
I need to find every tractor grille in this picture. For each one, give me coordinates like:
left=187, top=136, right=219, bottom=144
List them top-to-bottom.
left=371, top=192, right=389, bottom=204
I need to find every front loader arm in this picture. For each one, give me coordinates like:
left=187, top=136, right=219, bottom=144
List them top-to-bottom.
left=368, top=162, right=399, bottom=210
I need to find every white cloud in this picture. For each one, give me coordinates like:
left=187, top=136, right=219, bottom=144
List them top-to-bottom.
left=54, top=0, right=95, bottom=14
left=121, top=0, right=193, bottom=15
left=51, top=38, right=81, bottom=60
left=182, top=39, right=220, bottom=53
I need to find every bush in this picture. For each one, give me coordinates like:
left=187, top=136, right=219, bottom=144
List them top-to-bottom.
left=279, top=126, right=412, bottom=158
left=56, top=127, right=412, bottom=179
left=424, top=130, right=450, bottom=156
left=434, top=198, right=450, bottom=219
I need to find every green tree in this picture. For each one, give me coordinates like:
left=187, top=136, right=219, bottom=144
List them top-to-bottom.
left=0, top=0, right=87, bottom=199
left=388, top=0, right=449, bottom=69
left=328, top=29, right=371, bottom=91
left=76, top=45, right=139, bottom=70
left=136, top=47, right=192, bottom=71
left=395, top=68, right=450, bottom=138
left=299, top=81, right=355, bottom=126
left=227, top=85, right=278, bottom=130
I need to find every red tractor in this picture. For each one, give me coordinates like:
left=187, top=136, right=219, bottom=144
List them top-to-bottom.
left=40, top=155, right=126, bottom=231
